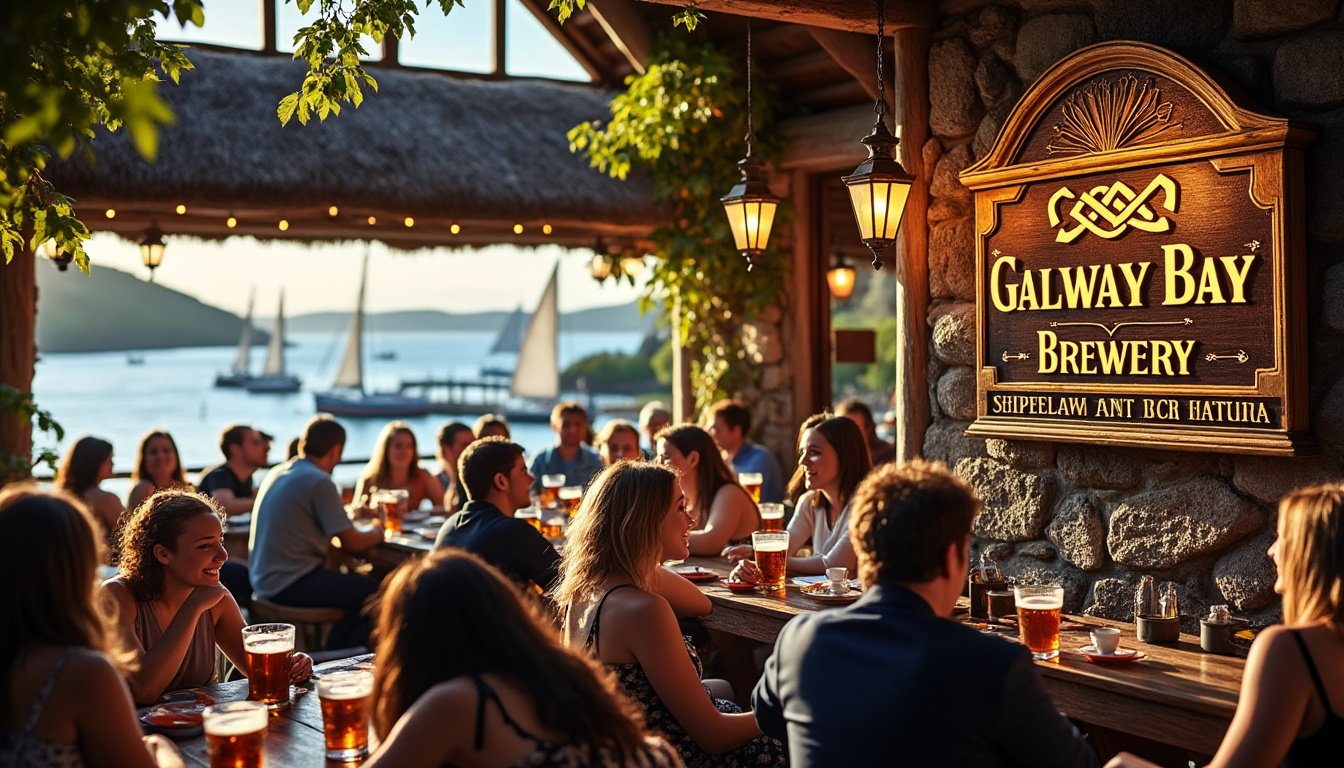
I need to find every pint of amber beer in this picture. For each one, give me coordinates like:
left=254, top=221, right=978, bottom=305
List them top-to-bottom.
left=739, top=472, right=763, bottom=504
left=540, top=474, right=565, bottom=508
left=559, top=486, right=583, bottom=518
left=758, top=502, right=785, bottom=531
left=752, top=531, right=789, bottom=590
left=1015, top=585, right=1064, bottom=660
left=242, top=623, right=294, bottom=708
left=318, top=670, right=373, bottom=761
left=204, top=700, right=268, bottom=768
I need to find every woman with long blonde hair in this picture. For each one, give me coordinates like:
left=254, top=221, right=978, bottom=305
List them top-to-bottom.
left=354, top=421, right=445, bottom=510
left=559, top=462, right=785, bottom=768
left=1109, top=482, right=1344, bottom=768
left=0, top=485, right=182, bottom=767
left=364, top=549, right=678, bottom=767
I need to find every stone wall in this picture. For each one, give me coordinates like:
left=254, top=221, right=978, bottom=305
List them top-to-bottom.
left=926, top=0, right=1344, bottom=627
left=737, top=303, right=798, bottom=464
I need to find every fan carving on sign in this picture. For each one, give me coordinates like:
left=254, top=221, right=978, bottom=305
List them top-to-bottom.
left=1047, top=74, right=1182, bottom=156
left=1048, top=173, right=1179, bottom=244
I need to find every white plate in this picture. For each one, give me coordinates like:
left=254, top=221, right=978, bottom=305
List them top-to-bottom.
left=791, top=575, right=860, bottom=590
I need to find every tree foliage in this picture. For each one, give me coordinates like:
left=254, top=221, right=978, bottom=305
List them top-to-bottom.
left=0, top=0, right=200, bottom=271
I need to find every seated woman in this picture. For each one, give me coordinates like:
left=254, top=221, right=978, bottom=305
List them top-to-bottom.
left=784, top=412, right=828, bottom=504
left=473, top=413, right=511, bottom=440
left=728, top=415, right=872, bottom=578
left=596, top=419, right=642, bottom=466
left=354, top=421, right=445, bottom=511
left=656, top=425, right=759, bottom=557
left=127, top=430, right=190, bottom=511
left=56, top=435, right=125, bottom=553
left=558, top=462, right=786, bottom=768
left=1107, top=482, right=1344, bottom=768
left=0, top=484, right=183, bottom=768
left=102, top=490, right=312, bottom=705
left=364, top=549, right=678, bottom=768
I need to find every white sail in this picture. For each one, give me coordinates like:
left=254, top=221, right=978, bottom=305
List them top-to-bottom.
left=331, top=251, right=368, bottom=392
left=510, top=264, right=560, bottom=399
left=230, top=289, right=254, bottom=375
left=260, top=291, right=287, bottom=376
left=488, top=305, right=527, bottom=354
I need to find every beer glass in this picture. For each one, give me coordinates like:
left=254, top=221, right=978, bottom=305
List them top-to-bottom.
left=739, top=472, right=764, bottom=503
left=540, top=474, right=565, bottom=508
left=559, top=485, right=583, bottom=518
left=377, top=489, right=408, bottom=535
left=759, top=502, right=785, bottom=531
left=514, top=507, right=541, bottom=531
left=540, top=513, right=565, bottom=539
left=752, top=531, right=789, bottom=590
left=1015, top=584, right=1064, bottom=660
left=242, top=623, right=294, bottom=708
left=317, top=670, right=373, bottom=762
left=204, top=700, right=268, bottom=768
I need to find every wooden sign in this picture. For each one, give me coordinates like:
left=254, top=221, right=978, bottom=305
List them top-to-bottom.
left=960, top=42, right=1314, bottom=455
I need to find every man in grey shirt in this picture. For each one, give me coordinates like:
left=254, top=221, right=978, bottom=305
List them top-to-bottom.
left=249, top=416, right=383, bottom=649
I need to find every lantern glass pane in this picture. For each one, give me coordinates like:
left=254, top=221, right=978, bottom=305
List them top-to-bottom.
left=881, top=181, right=913, bottom=240
left=847, top=182, right=876, bottom=240
left=723, top=200, right=751, bottom=251
left=753, top=200, right=777, bottom=250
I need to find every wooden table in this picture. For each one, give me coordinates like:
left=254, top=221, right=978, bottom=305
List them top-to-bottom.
left=680, top=556, right=1244, bottom=756
left=140, top=655, right=374, bottom=767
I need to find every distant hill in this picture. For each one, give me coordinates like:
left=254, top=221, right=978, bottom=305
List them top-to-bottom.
left=35, top=261, right=268, bottom=354
left=35, top=261, right=655, bottom=353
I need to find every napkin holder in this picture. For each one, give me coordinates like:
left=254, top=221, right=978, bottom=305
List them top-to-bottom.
left=1135, top=614, right=1179, bottom=644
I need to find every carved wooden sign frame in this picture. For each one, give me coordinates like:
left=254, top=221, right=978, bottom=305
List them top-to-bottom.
left=960, top=42, right=1314, bottom=455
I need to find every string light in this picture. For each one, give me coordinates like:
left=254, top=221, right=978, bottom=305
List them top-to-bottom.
left=175, top=204, right=187, bottom=215
left=328, top=205, right=339, bottom=217
left=105, top=209, right=116, bottom=219
left=226, top=214, right=238, bottom=229
left=367, top=216, right=377, bottom=226
left=404, top=217, right=415, bottom=228
left=278, top=219, right=289, bottom=232
left=450, top=224, right=461, bottom=235
left=513, top=224, right=524, bottom=234
left=542, top=224, right=553, bottom=235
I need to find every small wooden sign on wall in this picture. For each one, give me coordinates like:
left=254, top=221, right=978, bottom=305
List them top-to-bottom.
left=960, top=41, right=1314, bottom=455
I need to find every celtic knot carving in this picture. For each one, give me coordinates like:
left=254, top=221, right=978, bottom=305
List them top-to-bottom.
left=1047, top=173, right=1180, bottom=244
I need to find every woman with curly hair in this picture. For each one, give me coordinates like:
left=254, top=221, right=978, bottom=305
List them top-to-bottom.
left=354, top=421, right=445, bottom=510
left=126, top=430, right=190, bottom=511
left=0, top=484, right=183, bottom=767
left=101, top=490, right=311, bottom=704
left=364, top=549, right=678, bottom=768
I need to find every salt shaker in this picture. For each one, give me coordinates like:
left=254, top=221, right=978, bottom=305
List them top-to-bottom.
left=1159, top=582, right=1179, bottom=619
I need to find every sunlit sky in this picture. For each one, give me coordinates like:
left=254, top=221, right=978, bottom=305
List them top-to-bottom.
left=121, top=0, right=642, bottom=317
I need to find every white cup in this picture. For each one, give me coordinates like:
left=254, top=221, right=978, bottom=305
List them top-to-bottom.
left=825, top=566, right=847, bottom=593
left=1090, top=626, right=1121, bottom=655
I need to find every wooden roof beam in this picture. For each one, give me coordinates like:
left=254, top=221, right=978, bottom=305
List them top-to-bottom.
left=514, top=0, right=607, bottom=82
left=589, top=0, right=653, bottom=74
left=637, top=0, right=934, bottom=34
left=807, top=27, right=881, bottom=102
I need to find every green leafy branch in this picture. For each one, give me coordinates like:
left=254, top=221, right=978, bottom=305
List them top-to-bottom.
left=0, top=385, right=64, bottom=481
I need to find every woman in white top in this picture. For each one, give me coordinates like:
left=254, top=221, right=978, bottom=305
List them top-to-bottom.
left=727, top=416, right=872, bottom=578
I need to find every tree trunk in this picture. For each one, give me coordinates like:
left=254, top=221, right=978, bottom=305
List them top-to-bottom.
left=0, top=248, right=37, bottom=484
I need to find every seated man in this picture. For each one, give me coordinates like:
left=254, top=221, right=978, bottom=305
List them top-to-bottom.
left=709, top=398, right=785, bottom=503
left=837, top=398, right=896, bottom=465
left=638, top=400, right=672, bottom=458
left=528, top=401, right=605, bottom=493
left=249, top=416, right=383, bottom=649
left=197, top=423, right=268, bottom=514
left=436, top=437, right=560, bottom=597
left=753, top=460, right=1097, bottom=768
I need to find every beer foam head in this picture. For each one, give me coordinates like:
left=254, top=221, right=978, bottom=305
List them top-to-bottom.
left=759, top=503, right=785, bottom=519
left=752, top=541, right=789, bottom=552
left=1017, top=595, right=1063, bottom=611
left=244, top=635, right=295, bottom=654
left=318, top=671, right=374, bottom=700
left=204, top=705, right=268, bottom=736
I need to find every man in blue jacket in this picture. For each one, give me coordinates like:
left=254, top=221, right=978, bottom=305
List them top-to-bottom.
left=752, top=460, right=1097, bottom=768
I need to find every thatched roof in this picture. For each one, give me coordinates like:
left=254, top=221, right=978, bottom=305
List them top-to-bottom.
left=46, top=49, right=662, bottom=248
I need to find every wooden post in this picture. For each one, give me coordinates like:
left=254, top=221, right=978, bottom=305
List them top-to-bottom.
left=892, top=27, right=931, bottom=461
left=0, top=248, right=37, bottom=483
left=671, top=297, right=695, bottom=424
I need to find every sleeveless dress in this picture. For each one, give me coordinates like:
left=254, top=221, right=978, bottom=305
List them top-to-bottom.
left=584, top=586, right=787, bottom=768
left=134, top=598, right=218, bottom=693
left=1285, top=631, right=1344, bottom=768
left=0, top=648, right=84, bottom=768
left=459, top=675, right=680, bottom=768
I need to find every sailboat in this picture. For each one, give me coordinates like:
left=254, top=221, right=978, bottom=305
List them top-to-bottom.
left=314, top=251, right=432, bottom=417
left=509, top=264, right=560, bottom=403
left=214, top=290, right=255, bottom=387
left=244, top=291, right=302, bottom=393
left=480, top=304, right=527, bottom=378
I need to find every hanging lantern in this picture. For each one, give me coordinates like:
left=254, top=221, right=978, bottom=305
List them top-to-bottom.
left=720, top=20, right=779, bottom=270
left=139, top=225, right=166, bottom=281
left=41, top=239, right=73, bottom=271
left=826, top=252, right=857, bottom=301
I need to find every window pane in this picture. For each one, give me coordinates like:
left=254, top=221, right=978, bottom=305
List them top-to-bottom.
left=155, top=0, right=262, bottom=50
left=505, top=0, right=590, bottom=81
left=276, top=1, right=382, bottom=60
left=398, top=1, right=492, bottom=73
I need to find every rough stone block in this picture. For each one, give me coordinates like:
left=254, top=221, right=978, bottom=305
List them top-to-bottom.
left=1093, top=0, right=1227, bottom=52
left=1234, top=0, right=1337, bottom=40
left=970, top=5, right=1020, bottom=49
left=1014, top=14, right=1096, bottom=85
left=1275, top=31, right=1344, bottom=110
left=930, top=38, right=983, bottom=137
left=975, top=51, right=1018, bottom=110
left=973, top=104, right=1012, bottom=160
left=923, top=138, right=944, bottom=183
left=931, top=143, right=974, bottom=201
left=1310, top=144, right=1344, bottom=243
left=928, top=198, right=965, bottom=224
left=929, top=218, right=975, bottom=301
left=1326, top=263, right=1344, bottom=333
left=931, top=302, right=976, bottom=366
left=937, top=366, right=978, bottom=422
left=1315, top=377, right=1344, bottom=461
left=923, top=419, right=989, bottom=464
left=986, top=438, right=1056, bottom=470
left=1057, top=445, right=1143, bottom=490
left=1144, top=450, right=1224, bottom=485
left=1233, top=455, right=1339, bottom=506
left=956, top=457, right=1059, bottom=541
left=1107, top=476, right=1266, bottom=568
left=1047, top=493, right=1106, bottom=571
left=1214, top=527, right=1278, bottom=611
left=972, top=539, right=1014, bottom=563
left=1018, top=541, right=1058, bottom=561
left=997, top=558, right=1089, bottom=611
left=1085, top=577, right=1135, bottom=621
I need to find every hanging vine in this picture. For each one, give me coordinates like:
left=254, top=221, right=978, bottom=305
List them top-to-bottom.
left=568, top=34, right=789, bottom=411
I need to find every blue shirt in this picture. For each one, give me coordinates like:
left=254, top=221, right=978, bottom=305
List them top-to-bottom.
left=732, top=441, right=785, bottom=503
left=528, top=445, right=605, bottom=492
left=249, top=458, right=352, bottom=599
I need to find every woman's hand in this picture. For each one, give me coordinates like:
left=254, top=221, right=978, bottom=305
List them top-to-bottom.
left=721, top=544, right=753, bottom=562
left=729, top=559, right=762, bottom=584
left=184, top=584, right=230, bottom=616
left=288, top=652, right=314, bottom=683
left=143, top=734, right=185, bottom=768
